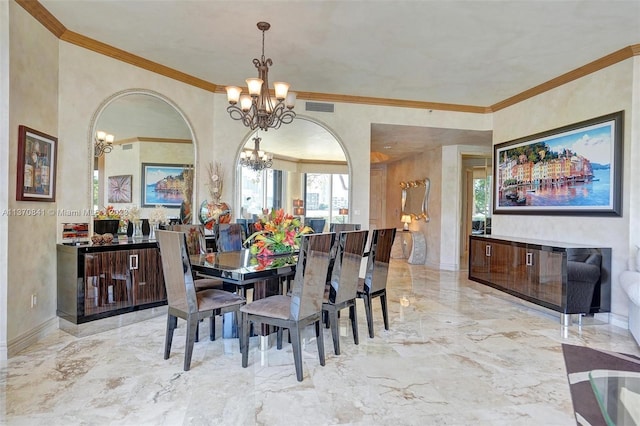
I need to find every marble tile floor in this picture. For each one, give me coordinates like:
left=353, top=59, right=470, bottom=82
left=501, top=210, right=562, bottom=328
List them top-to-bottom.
left=1, top=260, right=639, bottom=426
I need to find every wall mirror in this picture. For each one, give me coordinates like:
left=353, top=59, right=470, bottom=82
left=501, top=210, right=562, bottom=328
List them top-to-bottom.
left=91, top=91, right=194, bottom=217
left=401, top=178, right=430, bottom=221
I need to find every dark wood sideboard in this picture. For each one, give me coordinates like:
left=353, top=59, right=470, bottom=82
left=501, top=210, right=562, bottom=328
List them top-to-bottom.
left=468, top=235, right=611, bottom=322
left=57, top=241, right=166, bottom=324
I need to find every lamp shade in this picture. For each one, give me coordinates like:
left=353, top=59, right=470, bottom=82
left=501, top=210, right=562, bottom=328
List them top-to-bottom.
left=293, top=199, right=304, bottom=207
left=293, top=207, right=305, bottom=216
left=339, top=208, right=349, bottom=215
left=401, top=214, right=412, bottom=230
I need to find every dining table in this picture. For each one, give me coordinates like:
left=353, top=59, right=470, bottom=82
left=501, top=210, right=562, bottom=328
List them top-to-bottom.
left=190, top=249, right=298, bottom=338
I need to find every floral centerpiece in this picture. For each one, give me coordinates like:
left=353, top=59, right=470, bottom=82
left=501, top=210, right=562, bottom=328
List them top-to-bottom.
left=94, top=205, right=122, bottom=235
left=95, top=205, right=121, bottom=220
left=245, top=208, right=313, bottom=257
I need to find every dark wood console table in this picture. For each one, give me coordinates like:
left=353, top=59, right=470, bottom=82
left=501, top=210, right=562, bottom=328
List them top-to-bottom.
left=468, top=235, right=611, bottom=325
left=57, top=240, right=166, bottom=324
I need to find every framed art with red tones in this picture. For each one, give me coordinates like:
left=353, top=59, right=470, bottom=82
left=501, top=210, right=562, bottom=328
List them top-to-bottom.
left=16, top=125, right=57, bottom=202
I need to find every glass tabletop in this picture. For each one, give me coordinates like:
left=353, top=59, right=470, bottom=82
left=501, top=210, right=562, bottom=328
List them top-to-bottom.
left=190, top=250, right=297, bottom=283
left=589, top=369, right=640, bottom=426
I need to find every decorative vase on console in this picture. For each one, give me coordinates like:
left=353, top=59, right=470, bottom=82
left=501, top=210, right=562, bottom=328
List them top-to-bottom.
left=199, top=162, right=231, bottom=230
left=180, top=166, right=193, bottom=224
left=131, top=219, right=143, bottom=240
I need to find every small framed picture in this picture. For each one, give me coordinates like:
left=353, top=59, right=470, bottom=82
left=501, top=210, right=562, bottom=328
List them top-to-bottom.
left=16, top=125, right=57, bottom=202
left=108, top=174, right=133, bottom=203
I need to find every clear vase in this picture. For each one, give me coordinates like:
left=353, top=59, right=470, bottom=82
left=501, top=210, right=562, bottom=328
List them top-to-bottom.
left=132, top=220, right=143, bottom=240
left=149, top=221, right=159, bottom=240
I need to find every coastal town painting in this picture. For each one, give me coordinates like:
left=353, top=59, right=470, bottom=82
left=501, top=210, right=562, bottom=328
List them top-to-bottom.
left=493, top=111, right=623, bottom=216
left=141, top=163, right=190, bottom=207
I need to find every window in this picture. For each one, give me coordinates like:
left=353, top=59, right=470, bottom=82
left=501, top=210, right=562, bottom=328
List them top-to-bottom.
left=239, top=168, right=285, bottom=219
left=304, top=173, right=349, bottom=224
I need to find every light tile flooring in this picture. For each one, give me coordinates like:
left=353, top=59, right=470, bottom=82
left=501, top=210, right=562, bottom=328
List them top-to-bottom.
left=1, top=260, right=639, bottom=425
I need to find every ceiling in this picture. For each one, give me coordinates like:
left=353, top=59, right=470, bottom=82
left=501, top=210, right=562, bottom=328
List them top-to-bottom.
left=37, top=0, right=640, bottom=163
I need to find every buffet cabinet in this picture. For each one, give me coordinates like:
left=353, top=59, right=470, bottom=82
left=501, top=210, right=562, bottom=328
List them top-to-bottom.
left=468, top=235, right=611, bottom=315
left=57, top=241, right=166, bottom=324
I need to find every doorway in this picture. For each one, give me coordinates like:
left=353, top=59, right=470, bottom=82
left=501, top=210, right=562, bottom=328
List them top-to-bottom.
left=460, top=155, right=492, bottom=268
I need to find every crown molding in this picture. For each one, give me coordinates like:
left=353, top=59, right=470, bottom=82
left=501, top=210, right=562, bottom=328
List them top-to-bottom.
left=15, top=0, right=65, bottom=37
left=16, top=1, right=640, bottom=115
left=490, top=44, right=640, bottom=112
left=115, top=137, right=192, bottom=145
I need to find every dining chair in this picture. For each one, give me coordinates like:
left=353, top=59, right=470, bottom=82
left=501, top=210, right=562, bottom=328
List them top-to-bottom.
left=305, top=218, right=326, bottom=234
left=216, top=223, right=245, bottom=252
left=329, top=223, right=361, bottom=233
left=168, top=224, right=225, bottom=341
left=169, top=224, right=222, bottom=291
left=357, top=228, right=396, bottom=338
left=156, top=230, right=246, bottom=371
left=323, top=230, right=368, bottom=355
left=240, top=232, right=334, bottom=382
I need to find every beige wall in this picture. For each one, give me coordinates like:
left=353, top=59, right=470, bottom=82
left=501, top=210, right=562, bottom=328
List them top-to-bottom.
left=1, top=1, right=10, bottom=358
left=6, top=3, right=60, bottom=355
left=4, top=6, right=636, bottom=356
left=492, top=58, right=637, bottom=322
left=385, top=147, right=444, bottom=268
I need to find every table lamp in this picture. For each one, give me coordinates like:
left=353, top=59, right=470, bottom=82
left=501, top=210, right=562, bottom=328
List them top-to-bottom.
left=401, top=214, right=411, bottom=231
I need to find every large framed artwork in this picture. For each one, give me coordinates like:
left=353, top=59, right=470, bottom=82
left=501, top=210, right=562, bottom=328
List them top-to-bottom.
left=493, top=111, right=623, bottom=216
left=16, top=125, right=58, bottom=202
left=141, top=163, right=190, bottom=207
left=108, top=174, right=133, bottom=203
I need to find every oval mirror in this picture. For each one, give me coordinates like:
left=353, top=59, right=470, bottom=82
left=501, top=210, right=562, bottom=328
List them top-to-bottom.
left=92, top=92, right=194, bottom=220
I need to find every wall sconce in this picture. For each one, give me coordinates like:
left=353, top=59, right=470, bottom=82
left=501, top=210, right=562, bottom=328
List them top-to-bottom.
left=94, top=130, right=114, bottom=157
left=293, top=199, right=305, bottom=216
left=401, top=214, right=412, bottom=231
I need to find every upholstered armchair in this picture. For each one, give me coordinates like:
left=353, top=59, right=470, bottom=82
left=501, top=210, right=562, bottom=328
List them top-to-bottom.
left=565, top=248, right=602, bottom=315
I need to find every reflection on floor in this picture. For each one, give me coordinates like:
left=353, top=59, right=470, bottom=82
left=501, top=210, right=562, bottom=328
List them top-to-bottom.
left=2, top=260, right=639, bottom=425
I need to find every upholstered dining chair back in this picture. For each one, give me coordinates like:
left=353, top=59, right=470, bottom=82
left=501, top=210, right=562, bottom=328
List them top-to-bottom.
left=305, top=218, right=326, bottom=234
left=216, top=223, right=244, bottom=252
left=329, top=223, right=361, bottom=233
left=169, top=224, right=206, bottom=256
left=363, top=228, right=396, bottom=295
left=156, top=230, right=197, bottom=313
left=329, top=230, right=368, bottom=305
left=289, top=232, right=334, bottom=320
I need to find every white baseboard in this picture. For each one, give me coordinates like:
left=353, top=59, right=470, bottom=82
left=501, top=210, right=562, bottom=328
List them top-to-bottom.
left=438, top=261, right=459, bottom=271
left=601, top=312, right=629, bottom=330
left=7, top=317, right=58, bottom=358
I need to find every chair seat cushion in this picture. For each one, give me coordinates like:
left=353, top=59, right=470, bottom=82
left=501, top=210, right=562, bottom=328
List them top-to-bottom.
left=195, top=278, right=223, bottom=291
left=197, top=289, right=245, bottom=311
left=240, top=295, right=291, bottom=320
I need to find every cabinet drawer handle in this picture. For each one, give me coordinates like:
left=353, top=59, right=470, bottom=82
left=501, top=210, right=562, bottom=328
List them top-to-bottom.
left=485, top=244, right=491, bottom=257
left=526, top=252, right=533, bottom=266
left=129, top=254, right=139, bottom=270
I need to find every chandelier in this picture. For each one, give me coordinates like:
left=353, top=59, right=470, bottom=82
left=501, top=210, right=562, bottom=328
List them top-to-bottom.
left=225, top=22, right=296, bottom=132
left=94, top=131, right=114, bottom=157
left=240, top=134, right=273, bottom=171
